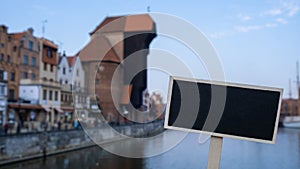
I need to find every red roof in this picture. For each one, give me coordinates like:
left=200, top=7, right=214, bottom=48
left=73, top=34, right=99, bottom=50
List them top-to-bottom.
left=79, top=14, right=155, bottom=63
left=89, top=14, right=155, bottom=36
left=90, top=16, right=122, bottom=35
left=11, top=32, right=26, bottom=40
left=78, top=35, right=121, bottom=62
left=67, top=56, right=76, bottom=67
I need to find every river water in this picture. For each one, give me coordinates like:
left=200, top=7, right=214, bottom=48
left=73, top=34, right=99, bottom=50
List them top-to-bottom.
left=1, top=128, right=300, bottom=169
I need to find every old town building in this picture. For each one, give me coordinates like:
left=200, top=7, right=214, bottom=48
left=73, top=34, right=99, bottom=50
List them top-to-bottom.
left=78, top=14, right=156, bottom=124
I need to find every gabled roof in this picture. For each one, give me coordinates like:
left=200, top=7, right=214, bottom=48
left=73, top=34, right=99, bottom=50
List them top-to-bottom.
left=79, top=14, right=156, bottom=63
left=89, top=14, right=155, bottom=36
left=89, top=16, right=122, bottom=35
left=11, top=32, right=26, bottom=40
left=78, top=35, right=121, bottom=63
left=67, top=56, right=76, bottom=67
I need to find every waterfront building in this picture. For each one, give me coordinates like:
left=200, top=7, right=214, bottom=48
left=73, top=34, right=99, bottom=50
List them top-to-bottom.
left=78, top=14, right=156, bottom=124
left=0, top=25, right=20, bottom=102
left=39, top=38, right=59, bottom=82
left=57, top=53, right=89, bottom=124
left=0, top=70, right=7, bottom=126
left=18, top=79, right=62, bottom=131
left=280, top=98, right=298, bottom=116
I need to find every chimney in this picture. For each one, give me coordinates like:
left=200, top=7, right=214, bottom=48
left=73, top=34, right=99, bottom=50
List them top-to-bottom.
left=28, top=28, right=34, bottom=35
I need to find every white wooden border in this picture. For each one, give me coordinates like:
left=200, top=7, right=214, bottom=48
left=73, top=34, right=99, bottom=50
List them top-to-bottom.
left=164, top=76, right=283, bottom=144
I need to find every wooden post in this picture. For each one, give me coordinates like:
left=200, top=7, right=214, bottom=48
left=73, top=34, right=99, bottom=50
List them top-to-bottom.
left=207, top=136, right=223, bottom=169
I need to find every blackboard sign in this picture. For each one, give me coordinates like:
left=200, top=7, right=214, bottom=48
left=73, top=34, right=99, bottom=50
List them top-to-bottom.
left=164, top=76, right=283, bottom=144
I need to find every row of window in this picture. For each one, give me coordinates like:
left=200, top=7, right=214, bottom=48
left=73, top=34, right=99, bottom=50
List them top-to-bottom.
left=0, top=41, right=32, bottom=51
left=0, top=53, right=10, bottom=63
left=22, top=55, right=36, bottom=66
left=43, top=63, right=55, bottom=72
left=60, top=67, right=80, bottom=76
left=21, top=72, right=36, bottom=80
left=59, top=79, right=81, bottom=88
left=43, top=89, right=58, bottom=101
left=61, top=93, right=73, bottom=103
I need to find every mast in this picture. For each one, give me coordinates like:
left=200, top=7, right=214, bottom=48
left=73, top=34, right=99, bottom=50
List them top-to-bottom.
left=297, top=61, right=299, bottom=88
left=289, top=78, right=292, bottom=99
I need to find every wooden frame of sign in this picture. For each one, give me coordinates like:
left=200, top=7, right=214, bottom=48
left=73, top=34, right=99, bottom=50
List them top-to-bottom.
left=164, top=76, right=283, bottom=144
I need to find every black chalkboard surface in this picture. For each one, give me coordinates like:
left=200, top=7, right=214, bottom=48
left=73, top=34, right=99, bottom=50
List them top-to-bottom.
left=165, top=76, right=283, bottom=144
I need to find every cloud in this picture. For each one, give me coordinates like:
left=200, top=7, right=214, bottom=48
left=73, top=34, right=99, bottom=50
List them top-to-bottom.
left=263, top=0, right=300, bottom=17
left=282, top=0, right=300, bottom=16
left=265, top=8, right=283, bottom=16
left=237, top=14, right=251, bottom=21
left=276, top=18, right=289, bottom=24
left=265, top=23, right=278, bottom=27
left=234, top=25, right=262, bottom=33
left=210, top=31, right=229, bottom=39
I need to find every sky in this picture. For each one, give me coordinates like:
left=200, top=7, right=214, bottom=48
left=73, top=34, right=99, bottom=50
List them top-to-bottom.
left=1, top=0, right=300, bottom=99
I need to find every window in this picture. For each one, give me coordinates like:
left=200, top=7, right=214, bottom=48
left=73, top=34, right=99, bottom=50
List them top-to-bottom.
left=28, top=41, right=33, bottom=51
left=0, top=43, right=4, bottom=48
left=13, top=46, right=17, bottom=52
left=47, top=48, right=52, bottom=58
left=0, top=53, right=3, bottom=61
left=7, top=55, right=10, bottom=63
left=23, top=55, right=28, bottom=65
left=31, top=57, right=36, bottom=67
left=43, top=63, right=47, bottom=71
left=50, top=65, right=54, bottom=72
left=63, top=67, right=66, bottom=75
left=76, top=69, right=79, bottom=76
left=0, top=70, right=4, bottom=80
left=10, top=72, right=15, bottom=81
left=21, top=72, right=28, bottom=79
left=31, top=73, right=36, bottom=80
left=59, top=79, right=62, bottom=84
left=95, top=79, right=100, bottom=84
left=65, top=80, right=68, bottom=84
left=0, top=85, right=5, bottom=95
left=8, top=89, right=14, bottom=100
left=43, top=89, right=47, bottom=100
left=49, top=90, right=53, bottom=100
left=54, top=91, right=58, bottom=101
left=61, top=94, right=64, bottom=102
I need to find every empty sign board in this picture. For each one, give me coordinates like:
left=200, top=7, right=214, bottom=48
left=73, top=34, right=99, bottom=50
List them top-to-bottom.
left=164, top=76, right=283, bottom=144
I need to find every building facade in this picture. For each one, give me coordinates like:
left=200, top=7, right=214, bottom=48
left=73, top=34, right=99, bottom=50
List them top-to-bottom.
left=78, top=14, right=156, bottom=124
left=0, top=25, right=20, bottom=102
left=39, top=38, right=58, bottom=82
left=57, top=54, right=88, bottom=123
left=0, top=70, right=7, bottom=126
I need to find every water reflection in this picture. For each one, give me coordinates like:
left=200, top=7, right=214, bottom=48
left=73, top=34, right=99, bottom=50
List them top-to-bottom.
left=1, top=128, right=300, bottom=169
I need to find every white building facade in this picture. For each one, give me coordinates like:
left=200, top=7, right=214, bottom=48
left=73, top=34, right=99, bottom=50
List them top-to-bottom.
left=0, top=70, right=7, bottom=126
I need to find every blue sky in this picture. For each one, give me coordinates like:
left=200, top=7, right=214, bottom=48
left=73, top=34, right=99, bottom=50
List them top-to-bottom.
left=1, top=0, right=300, bottom=99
